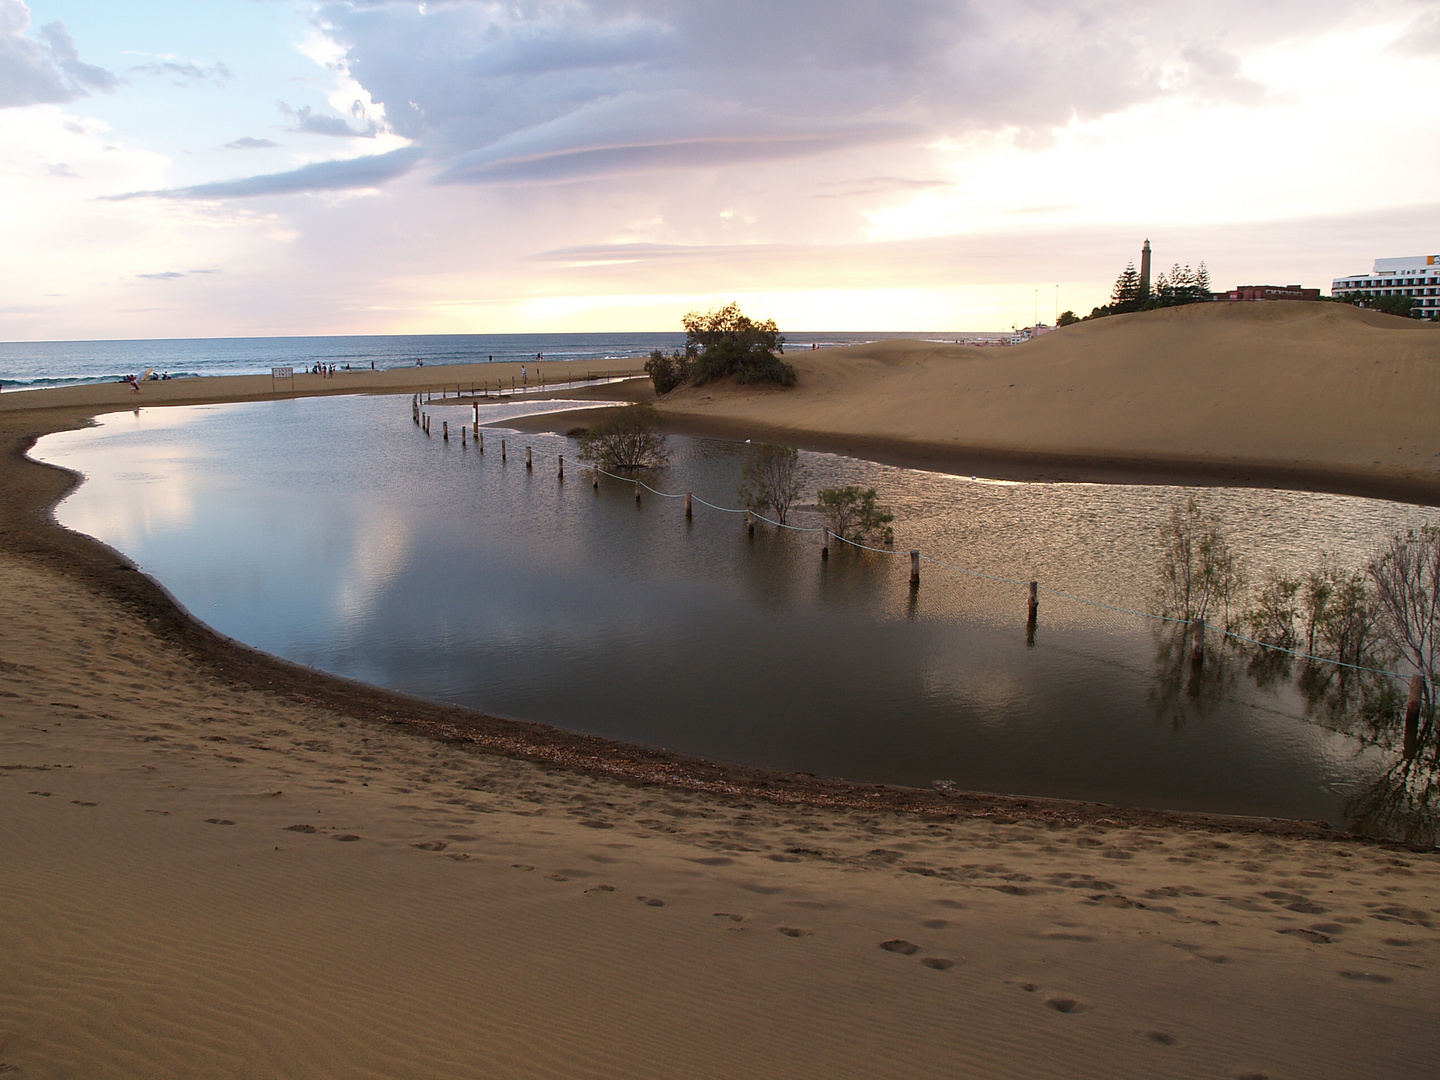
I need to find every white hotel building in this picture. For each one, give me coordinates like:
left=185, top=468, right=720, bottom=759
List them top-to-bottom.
left=1332, top=255, right=1440, bottom=317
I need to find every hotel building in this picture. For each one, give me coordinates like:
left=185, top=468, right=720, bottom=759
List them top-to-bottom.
left=1331, top=255, right=1440, bottom=316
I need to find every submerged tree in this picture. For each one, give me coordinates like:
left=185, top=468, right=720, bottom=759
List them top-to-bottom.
left=576, top=403, right=669, bottom=470
left=738, top=443, right=807, bottom=525
left=817, top=486, right=894, bottom=545
left=1155, top=498, right=1244, bottom=628
left=1368, top=525, right=1440, bottom=708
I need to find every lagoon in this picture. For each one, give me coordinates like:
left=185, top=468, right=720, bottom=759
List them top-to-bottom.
left=34, top=393, right=1437, bottom=837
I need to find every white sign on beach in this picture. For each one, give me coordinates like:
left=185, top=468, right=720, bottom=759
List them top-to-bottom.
left=272, top=367, right=293, bottom=380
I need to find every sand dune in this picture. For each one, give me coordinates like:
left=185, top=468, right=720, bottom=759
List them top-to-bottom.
left=652, top=302, right=1440, bottom=502
left=5, top=307, right=1440, bottom=1077
left=4, top=548, right=1440, bottom=1080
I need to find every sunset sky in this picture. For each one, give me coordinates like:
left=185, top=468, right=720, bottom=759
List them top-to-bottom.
left=3, top=0, right=1437, bottom=340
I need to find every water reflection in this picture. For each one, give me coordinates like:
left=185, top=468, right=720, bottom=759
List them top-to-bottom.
left=32, top=393, right=1438, bottom=839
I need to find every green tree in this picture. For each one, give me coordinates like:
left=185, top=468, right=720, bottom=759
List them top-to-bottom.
left=1109, top=262, right=1145, bottom=313
left=1338, top=292, right=1417, bottom=318
left=682, top=302, right=796, bottom=386
left=1056, top=310, right=1079, bottom=326
left=644, top=348, right=690, bottom=394
left=576, top=403, right=669, bottom=470
left=738, top=443, right=807, bottom=525
left=817, top=486, right=894, bottom=545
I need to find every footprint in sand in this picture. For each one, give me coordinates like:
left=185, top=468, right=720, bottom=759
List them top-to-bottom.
left=27, top=791, right=51, bottom=797
left=71, top=800, right=97, bottom=806
left=204, top=818, right=236, bottom=826
left=285, top=824, right=318, bottom=834
left=333, top=834, right=360, bottom=842
left=412, top=841, right=447, bottom=851
left=511, top=864, right=535, bottom=872
left=584, top=884, right=616, bottom=893
left=636, top=896, right=666, bottom=907
left=713, top=912, right=744, bottom=921
left=777, top=927, right=810, bottom=938
left=1278, top=928, right=1331, bottom=944
left=880, top=939, right=919, bottom=955
left=921, top=957, right=955, bottom=970
left=1338, top=970, right=1393, bottom=983
left=1046, top=997, right=1084, bottom=1013
left=1142, top=1031, right=1180, bottom=1046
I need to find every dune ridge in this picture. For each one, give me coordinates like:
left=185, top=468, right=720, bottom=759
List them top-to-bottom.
left=646, top=302, right=1440, bottom=503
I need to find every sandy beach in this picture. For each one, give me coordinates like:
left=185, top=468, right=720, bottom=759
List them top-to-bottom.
left=4, top=305, right=1440, bottom=1078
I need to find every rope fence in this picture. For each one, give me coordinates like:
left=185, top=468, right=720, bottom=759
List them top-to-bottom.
left=410, top=399, right=1432, bottom=693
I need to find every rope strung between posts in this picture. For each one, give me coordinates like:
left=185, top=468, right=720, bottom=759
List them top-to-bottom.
left=441, top=424, right=1426, bottom=687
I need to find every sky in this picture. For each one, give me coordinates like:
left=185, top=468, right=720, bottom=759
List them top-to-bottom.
left=2, top=0, right=1438, bottom=340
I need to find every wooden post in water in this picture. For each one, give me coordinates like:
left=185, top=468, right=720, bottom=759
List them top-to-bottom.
left=442, top=421, right=449, bottom=441
left=461, top=426, right=467, bottom=447
left=478, top=430, right=483, bottom=453
left=501, top=439, right=506, bottom=462
left=525, top=446, right=532, bottom=470
left=558, top=455, right=564, bottom=481
left=592, top=471, right=599, bottom=490
left=635, top=479, right=641, bottom=504
left=685, top=492, right=693, bottom=519
left=746, top=510, right=754, bottom=536
left=821, top=527, right=830, bottom=559
left=910, top=549, right=920, bottom=586
left=1028, top=581, right=1039, bottom=622
left=1190, top=618, right=1205, bottom=664
left=1404, top=673, right=1424, bottom=757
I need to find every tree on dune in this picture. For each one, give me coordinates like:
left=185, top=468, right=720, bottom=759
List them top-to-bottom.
left=1109, top=262, right=1145, bottom=314
left=683, top=303, right=796, bottom=386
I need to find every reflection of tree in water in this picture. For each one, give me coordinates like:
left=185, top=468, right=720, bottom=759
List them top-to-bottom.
left=1149, top=504, right=1440, bottom=842
left=1146, top=622, right=1239, bottom=731
left=1234, top=639, right=1438, bottom=842
left=1346, top=740, right=1440, bottom=846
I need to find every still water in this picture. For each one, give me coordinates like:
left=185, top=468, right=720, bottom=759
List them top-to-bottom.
left=34, top=395, right=1437, bottom=836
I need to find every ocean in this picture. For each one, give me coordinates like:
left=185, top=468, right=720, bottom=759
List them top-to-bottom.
left=0, top=331, right=977, bottom=392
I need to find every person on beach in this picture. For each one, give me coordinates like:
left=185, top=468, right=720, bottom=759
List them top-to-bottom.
left=522, top=365, right=527, bottom=383
left=127, top=375, right=139, bottom=394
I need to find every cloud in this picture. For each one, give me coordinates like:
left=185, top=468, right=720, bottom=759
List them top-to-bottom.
left=0, top=0, right=116, bottom=107
left=308, top=0, right=1373, bottom=189
left=1389, top=8, right=1440, bottom=55
left=129, top=59, right=234, bottom=85
left=435, top=91, right=915, bottom=184
left=279, top=101, right=377, bottom=137
left=224, top=136, right=278, bottom=150
left=111, top=145, right=423, bottom=199
left=137, top=271, right=185, bottom=279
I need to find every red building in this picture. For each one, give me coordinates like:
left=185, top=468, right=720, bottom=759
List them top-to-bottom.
left=1225, top=285, right=1321, bottom=301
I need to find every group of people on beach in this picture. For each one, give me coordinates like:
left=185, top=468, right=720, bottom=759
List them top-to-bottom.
left=122, top=371, right=171, bottom=393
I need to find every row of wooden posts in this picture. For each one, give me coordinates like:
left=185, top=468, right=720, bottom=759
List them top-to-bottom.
left=418, top=370, right=631, bottom=404
left=410, top=396, right=1074, bottom=648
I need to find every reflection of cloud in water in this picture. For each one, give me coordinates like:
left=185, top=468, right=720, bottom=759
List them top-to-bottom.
left=45, top=443, right=201, bottom=552
left=331, top=511, right=415, bottom=630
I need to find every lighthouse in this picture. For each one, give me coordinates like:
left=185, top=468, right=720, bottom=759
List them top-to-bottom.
left=1139, top=239, right=1152, bottom=302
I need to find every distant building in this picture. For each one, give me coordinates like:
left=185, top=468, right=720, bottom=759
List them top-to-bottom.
left=1332, top=255, right=1440, bottom=315
left=1225, top=284, right=1321, bottom=302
